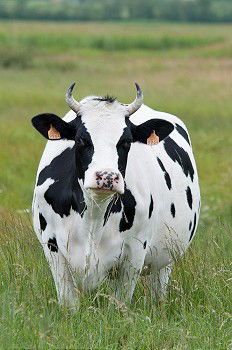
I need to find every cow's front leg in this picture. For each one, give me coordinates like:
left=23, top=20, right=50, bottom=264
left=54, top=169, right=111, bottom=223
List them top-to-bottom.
left=113, top=237, right=147, bottom=303
left=43, top=245, right=78, bottom=309
left=147, top=263, right=173, bottom=301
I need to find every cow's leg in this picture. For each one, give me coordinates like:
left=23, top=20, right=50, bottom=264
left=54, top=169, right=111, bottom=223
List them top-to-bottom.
left=114, top=239, right=147, bottom=303
left=43, top=246, right=78, bottom=309
left=148, top=263, right=173, bottom=300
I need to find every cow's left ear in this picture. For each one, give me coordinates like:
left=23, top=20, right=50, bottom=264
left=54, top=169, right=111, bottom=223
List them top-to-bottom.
left=31, top=113, right=76, bottom=140
left=131, top=119, right=174, bottom=145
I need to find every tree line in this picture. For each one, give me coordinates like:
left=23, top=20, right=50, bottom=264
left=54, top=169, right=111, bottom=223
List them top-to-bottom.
left=0, top=0, right=232, bottom=22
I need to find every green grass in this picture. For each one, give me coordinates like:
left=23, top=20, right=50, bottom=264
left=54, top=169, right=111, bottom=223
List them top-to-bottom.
left=0, top=20, right=232, bottom=349
left=0, top=31, right=223, bottom=53
left=0, top=213, right=231, bottom=349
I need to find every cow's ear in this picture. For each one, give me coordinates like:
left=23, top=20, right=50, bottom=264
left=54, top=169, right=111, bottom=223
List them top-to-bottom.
left=31, top=113, right=76, bottom=140
left=131, top=119, right=174, bottom=145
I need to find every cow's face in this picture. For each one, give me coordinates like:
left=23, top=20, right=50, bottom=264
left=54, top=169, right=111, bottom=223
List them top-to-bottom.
left=32, top=84, right=174, bottom=196
left=74, top=98, right=133, bottom=195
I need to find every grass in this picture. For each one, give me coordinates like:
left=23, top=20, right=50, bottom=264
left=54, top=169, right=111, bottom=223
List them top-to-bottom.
left=0, top=20, right=232, bottom=349
left=0, top=30, right=223, bottom=53
left=0, top=213, right=231, bottom=349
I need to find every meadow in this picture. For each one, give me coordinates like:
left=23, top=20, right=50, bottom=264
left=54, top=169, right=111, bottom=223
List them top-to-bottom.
left=0, top=21, right=231, bottom=349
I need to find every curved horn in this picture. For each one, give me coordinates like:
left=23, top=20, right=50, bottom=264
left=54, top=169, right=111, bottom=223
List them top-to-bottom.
left=65, top=82, right=81, bottom=113
left=126, top=83, right=143, bottom=116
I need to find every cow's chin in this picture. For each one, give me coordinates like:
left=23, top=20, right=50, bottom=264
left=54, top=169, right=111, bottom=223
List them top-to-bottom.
left=87, top=187, right=117, bottom=198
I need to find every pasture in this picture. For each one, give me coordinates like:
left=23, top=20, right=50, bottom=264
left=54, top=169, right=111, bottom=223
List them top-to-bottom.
left=0, top=21, right=231, bottom=349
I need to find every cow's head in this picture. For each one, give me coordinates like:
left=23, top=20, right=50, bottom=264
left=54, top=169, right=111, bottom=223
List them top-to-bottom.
left=32, top=83, right=174, bottom=196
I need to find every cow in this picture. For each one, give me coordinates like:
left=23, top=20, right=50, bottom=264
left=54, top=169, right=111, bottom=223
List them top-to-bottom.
left=31, top=83, right=200, bottom=308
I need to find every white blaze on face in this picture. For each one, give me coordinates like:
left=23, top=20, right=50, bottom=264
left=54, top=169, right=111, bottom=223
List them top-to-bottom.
left=80, top=98, right=127, bottom=193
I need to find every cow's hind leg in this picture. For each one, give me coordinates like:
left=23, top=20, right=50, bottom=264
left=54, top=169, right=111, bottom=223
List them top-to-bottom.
left=43, top=245, right=78, bottom=309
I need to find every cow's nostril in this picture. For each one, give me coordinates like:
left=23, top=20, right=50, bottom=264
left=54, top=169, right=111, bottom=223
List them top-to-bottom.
left=96, top=172, right=102, bottom=181
left=112, top=173, right=120, bottom=182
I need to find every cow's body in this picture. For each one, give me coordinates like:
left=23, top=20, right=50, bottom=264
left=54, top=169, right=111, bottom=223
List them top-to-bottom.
left=32, top=87, right=200, bottom=308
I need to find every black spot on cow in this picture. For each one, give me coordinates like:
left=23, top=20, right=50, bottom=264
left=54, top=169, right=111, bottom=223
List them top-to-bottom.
left=74, top=123, right=94, bottom=181
left=175, top=123, right=190, bottom=145
left=117, top=125, right=133, bottom=178
left=164, top=137, right=194, bottom=182
left=37, top=147, right=86, bottom=218
left=157, top=157, right=172, bottom=190
left=164, top=173, right=172, bottom=191
left=186, top=186, right=193, bottom=209
left=103, top=188, right=136, bottom=232
left=119, top=188, right=137, bottom=232
left=149, top=194, right=153, bottom=219
left=103, top=195, right=122, bottom=226
left=170, top=203, right=176, bottom=218
left=39, top=213, right=47, bottom=232
left=189, top=213, right=197, bottom=241
left=189, top=221, right=192, bottom=231
left=48, top=237, right=58, bottom=252
left=143, top=241, right=147, bottom=249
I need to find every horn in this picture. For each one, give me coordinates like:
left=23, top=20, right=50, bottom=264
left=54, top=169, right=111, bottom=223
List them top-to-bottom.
left=65, top=82, right=81, bottom=113
left=126, top=83, right=143, bottom=116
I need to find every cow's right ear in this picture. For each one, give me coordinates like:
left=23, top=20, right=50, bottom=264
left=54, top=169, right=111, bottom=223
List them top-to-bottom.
left=31, top=113, right=76, bottom=140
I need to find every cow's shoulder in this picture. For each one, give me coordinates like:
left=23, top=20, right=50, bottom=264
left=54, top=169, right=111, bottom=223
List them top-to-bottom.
left=36, top=145, right=86, bottom=218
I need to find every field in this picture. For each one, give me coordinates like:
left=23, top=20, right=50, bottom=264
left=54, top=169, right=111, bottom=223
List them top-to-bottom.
left=0, top=21, right=231, bottom=349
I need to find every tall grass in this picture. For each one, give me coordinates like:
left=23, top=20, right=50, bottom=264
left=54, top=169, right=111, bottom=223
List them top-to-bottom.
left=0, top=212, right=231, bottom=349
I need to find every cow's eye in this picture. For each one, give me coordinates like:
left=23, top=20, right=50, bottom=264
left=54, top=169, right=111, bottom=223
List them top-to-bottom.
left=76, top=138, right=86, bottom=147
left=77, top=138, right=92, bottom=148
left=121, top=140, right=131, bottom=149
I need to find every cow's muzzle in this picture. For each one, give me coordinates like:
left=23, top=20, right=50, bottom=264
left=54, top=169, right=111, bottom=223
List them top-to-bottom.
left=85, top=168, right=124, bottom=194
left=95, top=170, right=119, bottom=191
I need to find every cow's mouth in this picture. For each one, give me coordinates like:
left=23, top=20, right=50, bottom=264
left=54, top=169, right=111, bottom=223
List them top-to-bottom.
left=91, top=188, right=116, bottom=195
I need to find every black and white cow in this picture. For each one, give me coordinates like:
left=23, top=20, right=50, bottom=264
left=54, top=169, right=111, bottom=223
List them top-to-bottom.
left=32, top=83, right=200, bottom=308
